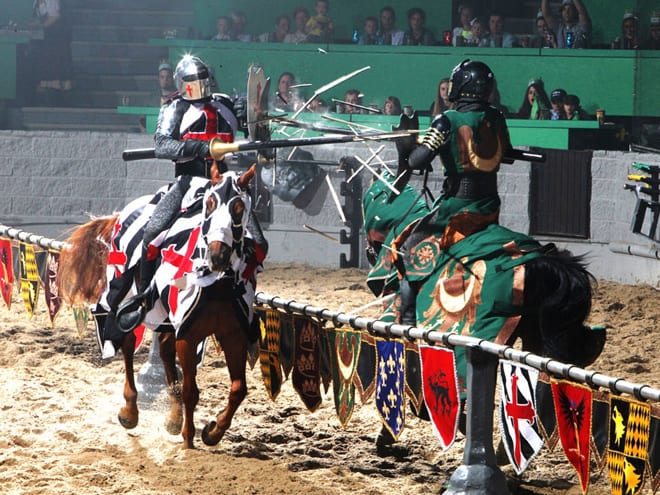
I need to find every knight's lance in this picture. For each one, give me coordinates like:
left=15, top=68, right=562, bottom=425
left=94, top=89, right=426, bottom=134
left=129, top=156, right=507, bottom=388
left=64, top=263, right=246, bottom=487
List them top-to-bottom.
left=122, top=131, right=411, bottom=162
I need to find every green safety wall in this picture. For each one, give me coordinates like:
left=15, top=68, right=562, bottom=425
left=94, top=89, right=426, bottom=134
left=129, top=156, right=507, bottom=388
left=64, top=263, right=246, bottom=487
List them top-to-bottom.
left=154, top=39, right=660, bottom=117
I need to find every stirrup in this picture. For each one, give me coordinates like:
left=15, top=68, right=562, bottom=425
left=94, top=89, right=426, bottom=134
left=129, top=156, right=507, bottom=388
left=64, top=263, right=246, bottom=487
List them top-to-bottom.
left=116, top=288, right=152, bottom=333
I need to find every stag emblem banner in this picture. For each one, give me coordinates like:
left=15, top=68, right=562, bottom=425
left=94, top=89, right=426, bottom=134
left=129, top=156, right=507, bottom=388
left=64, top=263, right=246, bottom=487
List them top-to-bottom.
left=419, top=345, right=459, bottom=450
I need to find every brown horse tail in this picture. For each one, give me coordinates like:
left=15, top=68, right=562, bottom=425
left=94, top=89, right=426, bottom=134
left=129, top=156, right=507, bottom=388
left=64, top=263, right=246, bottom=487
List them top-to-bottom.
left=57, top=215, right=118, bottom=305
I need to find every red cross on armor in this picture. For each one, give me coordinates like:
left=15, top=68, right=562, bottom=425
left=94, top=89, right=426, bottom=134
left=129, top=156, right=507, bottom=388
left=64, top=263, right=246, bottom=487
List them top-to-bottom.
left=186, top=83, right=194, bottom=98
left=107, top=222, right=127, bottom=278
left=160, top=226, right=201, bottom=314
left=504, top=373, right=536, bottom=466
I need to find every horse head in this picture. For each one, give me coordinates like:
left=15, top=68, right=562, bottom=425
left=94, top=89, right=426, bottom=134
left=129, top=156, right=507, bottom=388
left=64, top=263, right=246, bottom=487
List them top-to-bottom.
left=201, top=166, right=255, bottom=273
left=362, top=172, right=429, bottom=266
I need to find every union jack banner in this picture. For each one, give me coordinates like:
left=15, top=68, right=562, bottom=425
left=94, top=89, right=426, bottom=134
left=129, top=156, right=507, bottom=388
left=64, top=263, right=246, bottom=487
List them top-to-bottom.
left=0, top=238, right=13, bottom=309
left=498, top=360, right=543, bottom=474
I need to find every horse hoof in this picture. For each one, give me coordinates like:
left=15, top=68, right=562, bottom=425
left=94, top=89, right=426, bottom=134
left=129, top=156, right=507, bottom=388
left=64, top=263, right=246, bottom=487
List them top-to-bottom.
left=118, top=414, right=138, bottom=430
left=165, top=419, right=182, bottom=436
left=201, top=421, right=223, bottom=446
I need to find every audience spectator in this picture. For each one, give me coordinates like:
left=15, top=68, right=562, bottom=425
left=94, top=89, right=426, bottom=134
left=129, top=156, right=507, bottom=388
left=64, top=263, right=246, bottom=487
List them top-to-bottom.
left=31, top=0, right=73, bottom=98
left=305, top=0, right=334, bottom=43
left=541, top=0, right=591, bottom=48
left=453, top=4, right=473, bottom=46
left=378, top=6, right=405, bottom=46
left=284, top=7, right=310, bottom=43
left=403, top=7, right=436, bottom=46
left=230, top=10, right=253, bottom=42
left=530, top=10, right=557, bottom=48
left=611, top=11, right=641, bottom=50
left=645, top=12, right=660, bottom=50
left=487, top=13, right=517, bottom=47
left=258, top=15, right=290, bottom=43
left=210, top=16, right=233, bottom=41
left=358, top=16, right=382, bottom=45
left=465, top=17, right=489, bottom=47
left=157, top=62, right=177, bottom=105
left=272, top=72, right=304, bottom=112
left=430, top=77, right=451, bottom=115
left=516, top=79, right=551, bottom=119
left=549, top=88, right=567, bottom=120
left=340, top=89, right=363, bottom=113
left=564, top=94, right=589, bottom=120
left=383, top=96, right=402, bottom=115
left=308, top=98, right=327, bottom=113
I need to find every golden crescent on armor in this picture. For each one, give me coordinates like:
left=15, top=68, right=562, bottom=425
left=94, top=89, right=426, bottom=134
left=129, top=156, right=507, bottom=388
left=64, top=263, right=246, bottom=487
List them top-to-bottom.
left=467, top=134, right=502, bottom=172
left=438, top=268, right=476, bottom=314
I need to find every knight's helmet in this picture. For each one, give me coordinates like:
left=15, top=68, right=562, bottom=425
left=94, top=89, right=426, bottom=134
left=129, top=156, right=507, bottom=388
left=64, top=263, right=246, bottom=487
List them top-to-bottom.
left=174, top=55, right=212, bottom=101
left=447, top=59, right=494, bottom=103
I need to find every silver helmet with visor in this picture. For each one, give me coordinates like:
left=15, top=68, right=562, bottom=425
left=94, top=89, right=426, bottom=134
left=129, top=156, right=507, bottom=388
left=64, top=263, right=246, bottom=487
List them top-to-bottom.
left=174, top=55, right=212, bottom=101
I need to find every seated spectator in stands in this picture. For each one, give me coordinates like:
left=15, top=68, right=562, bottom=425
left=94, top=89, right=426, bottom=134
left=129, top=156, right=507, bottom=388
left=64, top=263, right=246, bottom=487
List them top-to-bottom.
left=31, top=0, right=73, bottom=98
left=305, top=0, right=334, bottom=43
left=541, top=0, right=591, bottom=48
left=453, top=4, right=473, bottom=46
left=378, top=6, right=405, bottom=46
left=284, top=7, right=310, bottom=44
left=403, top=7, right=436, bottom=46
left=230, top=10, right=253, bottom=42
left=530, top=11, right=557, bottom=48
left=611, top=11, right=641, bottom=50
left=645, top=12, right=660, bottom=50
left=487, top=13, right=517, bottom=47
left=259, top=14, right=290, bottom=43
left=210, top=16, right=233, bottom=41
left=358, top=16, right=382, bottom=45
left=464, top=17, right=489, bottom=47
left=157, top=62, right=177, bottom=105
left=272, top=72, right=304, bottom=112
left=430, top=77, right=451, bottom=115
left=516, top=79, right=551, bottom=119
left=549, top=88, right=567, bottom=120
left=339, top=89, right=363, bottom=114
left=564, top=94, right=589, bottom=120
left=383, top=96, right=402, bottom=116
left=308, top=98, right=327, bottom=113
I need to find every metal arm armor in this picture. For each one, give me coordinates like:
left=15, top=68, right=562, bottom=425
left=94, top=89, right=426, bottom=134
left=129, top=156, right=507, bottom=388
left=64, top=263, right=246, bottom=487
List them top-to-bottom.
left=154, top=98, right=193, bottom=160
left=408, top=113, right=451, bottom=171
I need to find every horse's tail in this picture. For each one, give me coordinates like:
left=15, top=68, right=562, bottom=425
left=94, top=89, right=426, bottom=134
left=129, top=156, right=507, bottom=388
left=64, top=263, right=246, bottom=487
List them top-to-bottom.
left=58, top=215, right=118, bottom=305
left=523, top=246, right=605, bottom=367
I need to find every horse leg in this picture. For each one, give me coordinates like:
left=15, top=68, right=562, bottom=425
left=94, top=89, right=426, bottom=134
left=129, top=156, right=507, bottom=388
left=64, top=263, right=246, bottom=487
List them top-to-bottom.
left=202, top=326, right=248, bottom=447
left=118, top=332, right=139, bottom=429
left=159, top=332, right=183, bottom=435
left=175, top=335, right=200, bottom=449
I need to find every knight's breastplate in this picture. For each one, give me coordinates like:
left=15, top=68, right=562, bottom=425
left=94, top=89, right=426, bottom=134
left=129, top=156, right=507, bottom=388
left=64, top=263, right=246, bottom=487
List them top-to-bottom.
left=181, top=103, right=234, bottom=144
left=441, top=110, right=506, bottom=175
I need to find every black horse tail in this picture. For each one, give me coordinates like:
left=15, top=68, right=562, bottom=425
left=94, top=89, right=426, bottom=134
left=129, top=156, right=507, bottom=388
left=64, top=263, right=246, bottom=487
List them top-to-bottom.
left=523, top=245, right=606, bottom=368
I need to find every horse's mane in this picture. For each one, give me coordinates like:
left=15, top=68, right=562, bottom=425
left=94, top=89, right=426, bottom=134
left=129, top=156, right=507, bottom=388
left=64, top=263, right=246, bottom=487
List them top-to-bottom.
left=58, top=215, right=117, bottom=305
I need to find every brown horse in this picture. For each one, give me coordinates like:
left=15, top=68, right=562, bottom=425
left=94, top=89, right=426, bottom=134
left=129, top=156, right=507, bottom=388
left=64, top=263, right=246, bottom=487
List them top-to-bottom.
left=58, top=168, right=262, bottom=449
